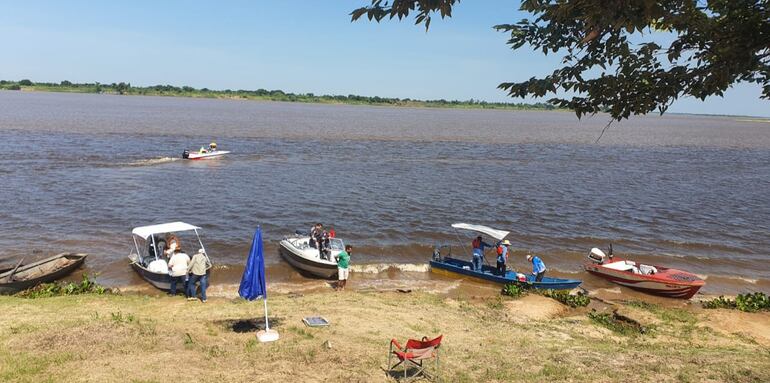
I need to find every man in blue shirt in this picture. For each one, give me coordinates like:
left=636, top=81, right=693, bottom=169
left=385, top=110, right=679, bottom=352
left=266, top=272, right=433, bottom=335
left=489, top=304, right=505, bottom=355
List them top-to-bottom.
left=471, top=236, right=493, bottom=272
left=527, top=254, right=547, bottom=282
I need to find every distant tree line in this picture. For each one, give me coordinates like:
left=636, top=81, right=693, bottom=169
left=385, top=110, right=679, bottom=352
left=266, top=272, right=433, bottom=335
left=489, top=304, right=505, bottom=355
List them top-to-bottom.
left=0, top=79, right=559, bottom=110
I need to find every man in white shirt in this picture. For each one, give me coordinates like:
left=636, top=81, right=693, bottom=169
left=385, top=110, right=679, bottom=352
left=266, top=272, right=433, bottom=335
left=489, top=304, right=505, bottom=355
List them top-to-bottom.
left=167, top=244, right=191, bottom=297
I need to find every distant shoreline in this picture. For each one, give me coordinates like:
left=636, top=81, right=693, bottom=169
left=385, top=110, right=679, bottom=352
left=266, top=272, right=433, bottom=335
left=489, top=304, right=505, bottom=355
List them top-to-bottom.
left=0, top=79, right=563, bottom=112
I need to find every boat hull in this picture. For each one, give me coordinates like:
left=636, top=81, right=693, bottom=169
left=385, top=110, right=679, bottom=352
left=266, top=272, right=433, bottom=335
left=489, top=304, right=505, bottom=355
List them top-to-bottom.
left=185, top=150, right=230, bottom=160
left=279, top=241, right=338, bottom=279
left=0, top=253, right=88, bottom=295
left=128, top=257, right=210, bottom=292
left=430, top=257, right=581, bottom=290
left=129, top=261, right=174, bottom=291
left=584, top=261, right=704, bottom=299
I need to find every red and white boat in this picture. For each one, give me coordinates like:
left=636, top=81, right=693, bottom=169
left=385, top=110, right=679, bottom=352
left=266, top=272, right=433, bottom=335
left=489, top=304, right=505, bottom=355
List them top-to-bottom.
left=584, top=246, right=705, bottom=299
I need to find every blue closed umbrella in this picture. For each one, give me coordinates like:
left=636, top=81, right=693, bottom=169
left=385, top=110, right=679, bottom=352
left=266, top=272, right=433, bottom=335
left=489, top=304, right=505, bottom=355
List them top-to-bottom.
left=239, top=226, right=278, bottom=341
left=239, top=226, right=266, bottom=301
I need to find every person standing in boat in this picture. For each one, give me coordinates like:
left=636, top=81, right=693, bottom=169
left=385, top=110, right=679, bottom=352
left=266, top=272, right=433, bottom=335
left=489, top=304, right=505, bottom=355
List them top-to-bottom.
left=309, top=223, right=322, bottom=249
left=320, top=228, right=331, bottom=260
left=471, top=235, right=493, bottom=271
left=496, top=240, right=511, bottom=276
left=166, top=243, right=190, bottom=297
left=335, top=244, right=351, bottom=291
left=186, top=250, right=211, bottom=302
left=527, top=254, right=547, bottom=282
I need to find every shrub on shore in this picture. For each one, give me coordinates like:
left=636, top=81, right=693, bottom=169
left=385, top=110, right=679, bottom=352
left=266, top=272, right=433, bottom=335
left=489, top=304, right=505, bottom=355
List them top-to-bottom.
left=16, top=274, right=110, bottom=298
left=501, top=283, right=590, bottom=307
left=501, top=283, right=526, bottom=298
left=541, top=289, right=590, bottom=308
left=702, top=292, right=770, bottom=312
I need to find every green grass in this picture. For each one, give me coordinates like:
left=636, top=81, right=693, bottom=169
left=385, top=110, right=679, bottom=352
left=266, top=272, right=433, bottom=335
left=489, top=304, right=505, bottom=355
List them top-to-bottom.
left=1, top=292, right=768, bottom=382
left=588, top=311, right=643, bottom=335
left=0, top=350, right=75, bottom=383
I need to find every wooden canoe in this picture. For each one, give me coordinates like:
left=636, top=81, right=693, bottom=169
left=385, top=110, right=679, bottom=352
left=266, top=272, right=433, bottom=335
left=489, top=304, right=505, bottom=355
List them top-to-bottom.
left=0, top=253, right=88, bottom=295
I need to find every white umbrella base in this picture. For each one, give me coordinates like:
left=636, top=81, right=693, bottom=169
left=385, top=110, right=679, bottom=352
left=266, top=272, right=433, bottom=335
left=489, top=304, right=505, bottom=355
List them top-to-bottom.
left=257, top=329, right=280, bottom=343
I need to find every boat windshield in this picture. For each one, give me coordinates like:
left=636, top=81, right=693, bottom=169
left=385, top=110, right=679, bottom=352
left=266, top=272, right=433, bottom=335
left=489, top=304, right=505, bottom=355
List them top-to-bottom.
left=328, top=238, right=345, bottom=251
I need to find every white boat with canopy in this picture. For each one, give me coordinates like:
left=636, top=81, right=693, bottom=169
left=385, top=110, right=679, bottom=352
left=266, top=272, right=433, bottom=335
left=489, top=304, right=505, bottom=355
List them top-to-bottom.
left=128, top=222, right=212, bottom=290
left=430, top=222, right=582, bottom=290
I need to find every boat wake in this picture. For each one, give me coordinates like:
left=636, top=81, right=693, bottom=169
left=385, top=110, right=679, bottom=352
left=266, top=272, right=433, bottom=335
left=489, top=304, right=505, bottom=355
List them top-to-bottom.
left=124, top=157, right=180, bottom=167
left=349, top=263, right=431, bottom=274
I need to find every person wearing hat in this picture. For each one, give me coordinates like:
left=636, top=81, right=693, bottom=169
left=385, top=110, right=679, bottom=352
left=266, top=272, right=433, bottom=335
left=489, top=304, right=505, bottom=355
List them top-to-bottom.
left=208, top=142, right=217, bottom=152
left=166, top=240, right=190, bottom=297
left=496, top=240, right=511, bottom=276
left=527, top=254, right=547, bottom=282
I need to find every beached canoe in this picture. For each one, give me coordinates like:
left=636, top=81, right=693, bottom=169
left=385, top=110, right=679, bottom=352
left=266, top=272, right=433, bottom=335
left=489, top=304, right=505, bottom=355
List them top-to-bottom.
left=584, top=247, right=704, bottom=299
left=0, top=253, right=88, bottom=295
left=430, top=257, right=582, bottom=290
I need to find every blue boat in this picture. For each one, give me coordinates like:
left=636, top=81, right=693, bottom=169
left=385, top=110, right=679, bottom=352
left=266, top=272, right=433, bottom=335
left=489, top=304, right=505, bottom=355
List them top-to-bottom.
left=430, top=223, right=582, bottom=290
left=430, top=256, right=582, bottom=290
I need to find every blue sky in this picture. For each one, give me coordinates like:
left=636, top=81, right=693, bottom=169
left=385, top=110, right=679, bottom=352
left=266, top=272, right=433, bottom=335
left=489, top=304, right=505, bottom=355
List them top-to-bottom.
left=0, top=0, right=767, bottom=117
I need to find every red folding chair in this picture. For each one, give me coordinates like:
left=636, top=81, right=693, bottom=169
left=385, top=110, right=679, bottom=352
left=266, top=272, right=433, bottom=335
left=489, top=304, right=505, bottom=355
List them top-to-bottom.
left=387, top=335, right=443, bottom=380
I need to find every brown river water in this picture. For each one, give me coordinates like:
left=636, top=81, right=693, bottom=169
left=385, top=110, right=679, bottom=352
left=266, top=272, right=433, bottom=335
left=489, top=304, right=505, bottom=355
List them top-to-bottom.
left=1, top=91, right=768, bottom=296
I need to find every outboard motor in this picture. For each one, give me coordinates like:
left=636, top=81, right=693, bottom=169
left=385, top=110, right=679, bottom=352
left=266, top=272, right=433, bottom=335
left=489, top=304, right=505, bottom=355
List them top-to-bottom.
left=182, top=149, right=190, bottom=159
left=588, top=247, right=607, bottom=264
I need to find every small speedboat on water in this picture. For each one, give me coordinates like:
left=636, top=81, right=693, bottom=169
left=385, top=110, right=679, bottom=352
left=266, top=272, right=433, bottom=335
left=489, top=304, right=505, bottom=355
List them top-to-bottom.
left=182, top=142, right=229, bottom=160
left=128, top=222, right=212, bottom=291
left=429, top=223, right=582, bottom=290
left=279, top=231, right=347, bottom=279
left=584, top=245, right=704, bottom=299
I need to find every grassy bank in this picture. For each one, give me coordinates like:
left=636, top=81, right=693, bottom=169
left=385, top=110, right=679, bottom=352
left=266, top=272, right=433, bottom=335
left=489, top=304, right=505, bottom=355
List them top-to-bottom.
left=0, top=79, right=561, bottom=111
left=1, top=291, right=768, bottom=382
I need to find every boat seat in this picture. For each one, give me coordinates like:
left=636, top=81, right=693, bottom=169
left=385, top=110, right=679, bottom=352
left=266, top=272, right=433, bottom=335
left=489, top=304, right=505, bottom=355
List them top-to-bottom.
left=603, top=261, right=637, bottom=272
left=639, top=264, right=657, bottom=275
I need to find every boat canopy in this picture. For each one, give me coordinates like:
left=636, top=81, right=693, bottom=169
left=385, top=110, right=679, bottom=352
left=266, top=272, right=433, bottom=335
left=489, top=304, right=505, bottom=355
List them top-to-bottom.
left=131, top=222, right=202, bottom=240
left=451, top=223, right=510, bottom=241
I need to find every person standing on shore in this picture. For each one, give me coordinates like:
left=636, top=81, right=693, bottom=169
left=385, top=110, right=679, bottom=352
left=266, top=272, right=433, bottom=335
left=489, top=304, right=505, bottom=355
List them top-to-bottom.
left=471, top=235, right=493, bottom=271
left=167, top=244, right=190, bottom=297
left=335, top=244, right=351, bottom=291
left=187, top=250, right=211, bottom=302
left=527, top=254, right=547, bottom=282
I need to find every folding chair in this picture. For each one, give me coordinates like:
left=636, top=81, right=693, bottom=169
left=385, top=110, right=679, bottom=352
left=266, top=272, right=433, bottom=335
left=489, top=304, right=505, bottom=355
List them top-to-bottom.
left=387, top=335, right=443, bottom=381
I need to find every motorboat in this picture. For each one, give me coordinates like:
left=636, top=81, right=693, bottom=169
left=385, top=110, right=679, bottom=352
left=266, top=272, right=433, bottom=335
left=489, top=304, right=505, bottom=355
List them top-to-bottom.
left=182, top=143, right=229, bottom=160
left=183, top=150, right=230, bottom=160
left=128, top=222, right=212, bottom=291
left=429, top=223, right=582, bottom=290
left=279, top=231, right=346, bottom=279
left=584, top=245, right=705, bottom=299
left=0, top=253, right=88, bottom=295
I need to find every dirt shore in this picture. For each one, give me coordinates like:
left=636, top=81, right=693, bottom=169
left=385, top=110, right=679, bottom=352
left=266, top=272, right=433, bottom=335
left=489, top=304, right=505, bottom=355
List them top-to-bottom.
left=1, top=290, right=769, bottom=382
